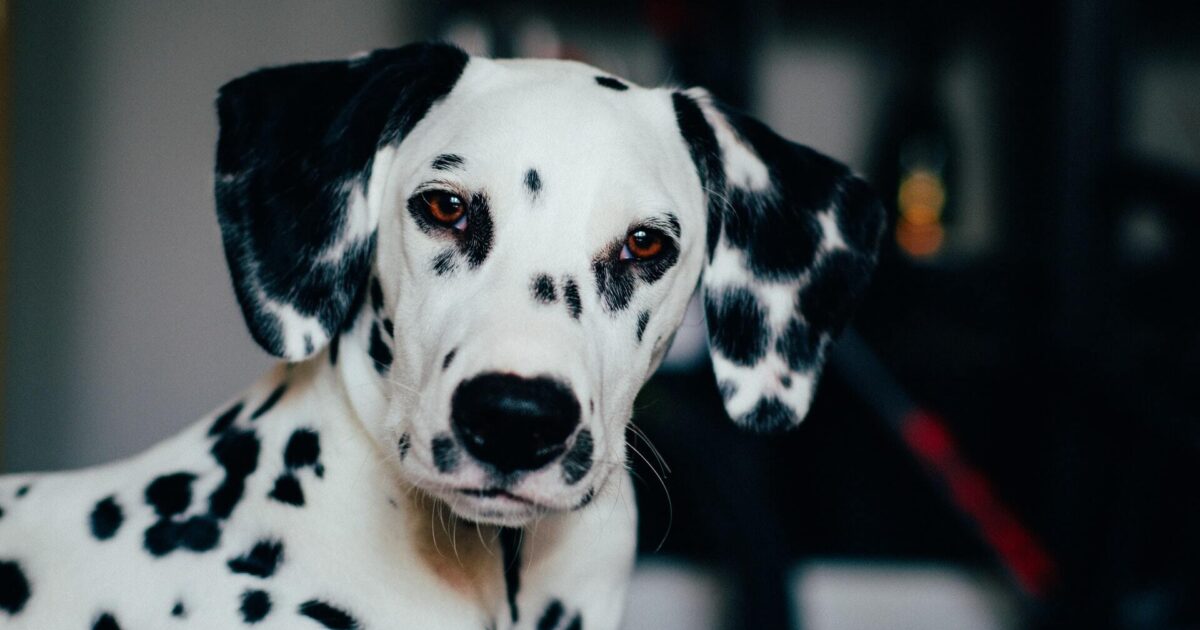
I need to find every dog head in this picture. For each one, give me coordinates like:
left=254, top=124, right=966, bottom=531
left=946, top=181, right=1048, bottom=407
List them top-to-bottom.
left=214, top=44, right=885, bottom=526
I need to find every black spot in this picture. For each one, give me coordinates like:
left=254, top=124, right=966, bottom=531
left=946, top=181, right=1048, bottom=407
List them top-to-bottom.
left=595, top=76, right=628, bottom=91
left=431, top=153, right=464, bottom=171
left=524, top=169, right=542, bottom=197
left=463, top=192, right=494, bottom=269
left=432, top=249, right=458, bottom=276
left=798, top=250, right=873, bottom=335
left=531, top=274, right=557, bottom=304
left=369, top=277, right=384, bottom=312
left=563, top=278, right=582, bottom=320
left=704, top=287, right=769, bottom=366
left=636, top=310, right=650, bottom=342
left=383, top=318, right=394, bottom=337
left=776, top=318, right=820, bottom=371
left=369, top=322, right=393, bottom=374
left=329, top=334, right=340, bottom=366
left=304, top=335, right=315, bottom=356
left=442, top=349, right=457, bottom=370
left=780, top=374, right=793, bottom=388
left=251, top=385, right=287, bottom=420
left=739, top=397, right=798, bottom=432
left=589, top=399, right=594, bottom=414
left=209, top=401, right=244, bottom=436
left=208, top=428, right=261, bottom=519
left=284, top=429, right=321, bottom=469
left=561, top=430, right=594, bottom=486
left=397, top=433, right=411, bottom=459
left=431, top=435, right=460, bottom=474
left=145, top=472, right=196, bottom=518
left=269, top=474, right=305, bottom=506
left=14, top=485, right=29, bottom=498
left=90, top=496, right=124, bottom=541
left=0, top=505, right=4, bottom=519
left=180, top=515, right=221, bottom=551
left=144, top=520, right=182, bottom=556
left=499, top=527, right=523, bottom=623
left=228, top=539, right=284, bottom=578
left=0, top=560, right=31, bottom=615
left=241, top=589, right=272, bottom=623
left=298, top=600, right=360, bottom=629
left=537, top=600, right=564, bottom=630
left=171, top=601, right=186, bottom=617
left=92, top=612, right=121, bottom=630
left=566, top=613, right=583, bottom=630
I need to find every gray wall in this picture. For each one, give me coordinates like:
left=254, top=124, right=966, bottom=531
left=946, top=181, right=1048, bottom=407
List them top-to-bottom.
left=6, top=1, right=414, bottom=472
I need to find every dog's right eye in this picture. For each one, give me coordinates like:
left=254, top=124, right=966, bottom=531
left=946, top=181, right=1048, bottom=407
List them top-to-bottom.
left=419, top=191, right=468, bottom=230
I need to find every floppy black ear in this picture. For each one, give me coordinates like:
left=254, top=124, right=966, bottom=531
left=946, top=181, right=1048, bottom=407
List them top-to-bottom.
left=215, top=43, right=469, bottom=360
left=673, top=88, right=886, bottom=432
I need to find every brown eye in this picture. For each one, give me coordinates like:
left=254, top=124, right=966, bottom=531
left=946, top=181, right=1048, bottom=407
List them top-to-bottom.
left=421, top=191, right=467, bottom=227
left=622, top=228, right=665, bottom=261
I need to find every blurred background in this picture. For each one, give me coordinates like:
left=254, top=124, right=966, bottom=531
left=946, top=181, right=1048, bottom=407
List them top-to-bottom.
left=2, top=1, right=1198, bottom=628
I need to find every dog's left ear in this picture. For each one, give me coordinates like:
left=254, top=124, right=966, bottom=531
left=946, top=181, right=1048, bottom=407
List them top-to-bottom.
left=214, top=44, right=469, bottom=360
left=673, top=89, right=887, bottom=432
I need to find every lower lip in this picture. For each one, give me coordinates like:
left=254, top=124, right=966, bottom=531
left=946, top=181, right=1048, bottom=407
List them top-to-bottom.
left=457, top=488, right=533, bottom=505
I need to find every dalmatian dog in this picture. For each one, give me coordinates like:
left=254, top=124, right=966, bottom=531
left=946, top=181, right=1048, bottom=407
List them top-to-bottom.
left=0, top=43, right=884, bottom=629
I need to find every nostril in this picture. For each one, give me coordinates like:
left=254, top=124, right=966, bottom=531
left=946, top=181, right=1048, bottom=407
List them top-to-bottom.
left=451, top=373, right=581, bottom=473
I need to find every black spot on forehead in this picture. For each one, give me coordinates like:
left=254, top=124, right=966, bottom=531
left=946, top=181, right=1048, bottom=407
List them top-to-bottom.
left=595, top=76, right=629, bottom=91
left=431, top=153, right=464, bottom=171
left=524, top=169, right=542, bottom=197
left=431, top=249, right=457, bottom=276
left=531, top=274, right=557, bottom=304
left=563, top=277, right=582, bottom=320
left=705, top=287, right=769, bottom=366
left=636, top=310, right=650, bottom=342
left=777, top=318, right=820, bottom=372
left=368, top=322, right=393, bottom=374
left=442, top=348, right=457, bottom=371
left=251, top=384, right=287, bottom=420
left=740, top=397, right=798, bottom=432
left=209, top=401, right=243, bottom=436
left=284, top=429, right=321, bottom=469
left=561, top=429, right=594, bottom=486
left=397, top=433, right=411, bottom=459
left=431, top=435, right=460, bottom=474
left=145, top=472, right=196, bottom=518
left=269, top=474, right=305, bottom=506
left=14, top=485, right=28, bottom=498
left=90, top=496, right=124, bottom=541
left=499, top=527, right=523, bottom=623
left=228, top=539, right=284, bottom=578
left=0, top=560, right=31, bottom=614
left=241, top=589, right=272, bottom=623
left=298, top=599, right=360, bottom=629
left=538, top=600, right=564, bottom=630
left=171, top=601, right=186, bottom=617
left=92, top=612, right=121, bottom=630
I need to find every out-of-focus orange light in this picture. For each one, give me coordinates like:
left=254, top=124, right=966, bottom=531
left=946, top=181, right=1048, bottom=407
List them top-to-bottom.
left=896, top=167, right=947, bottom=258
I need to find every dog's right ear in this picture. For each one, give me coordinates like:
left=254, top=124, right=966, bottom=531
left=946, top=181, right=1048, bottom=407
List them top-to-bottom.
left=215, top=43, right=468, bottom=360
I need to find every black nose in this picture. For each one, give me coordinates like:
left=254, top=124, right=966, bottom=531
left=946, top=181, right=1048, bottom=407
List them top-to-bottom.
left=451, top=373, right=581, bottom=474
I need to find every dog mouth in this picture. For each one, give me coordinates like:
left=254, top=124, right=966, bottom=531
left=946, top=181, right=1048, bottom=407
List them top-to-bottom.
left=456, top=486, right=538, bottom=506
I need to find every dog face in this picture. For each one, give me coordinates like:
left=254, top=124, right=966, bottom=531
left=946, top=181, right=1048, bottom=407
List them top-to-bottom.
left=215, top=44, right=884, bottom=526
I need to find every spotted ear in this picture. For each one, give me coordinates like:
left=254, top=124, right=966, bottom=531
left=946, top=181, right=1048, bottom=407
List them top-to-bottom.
left=214, top=43, right=468, bottom=360
left=673, top=89, right=886, bottom=432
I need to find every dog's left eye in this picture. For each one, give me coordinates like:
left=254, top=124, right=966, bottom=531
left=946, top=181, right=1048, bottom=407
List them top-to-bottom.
left=419, top=190, right=468, bottom=230
left=621, top=228, right=666, bottom=261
